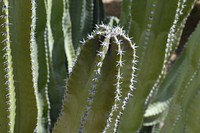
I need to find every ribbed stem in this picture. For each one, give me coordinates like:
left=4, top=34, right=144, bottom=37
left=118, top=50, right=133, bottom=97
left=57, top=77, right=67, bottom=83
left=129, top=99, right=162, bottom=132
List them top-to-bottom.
left=6, top=0, right=38, bottom=132
left=45, top=0, right=68, bottom=127
left=62, top=0, right=75, bottom=73
left=119, top=0, right=196, bottom=132
left=0, top=1, right=15, bottom=132
left=160, top=21, right=200, bottom=133
left=52, top=24, right=136, bottom=133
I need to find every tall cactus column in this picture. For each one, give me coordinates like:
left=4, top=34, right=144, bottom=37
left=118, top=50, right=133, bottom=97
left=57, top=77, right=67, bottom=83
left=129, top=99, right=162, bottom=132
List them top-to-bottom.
left=0, top=0, right=39, bottom=133
left=119, top=0, right=196, bottom=132
left=0, top=1, right=15, bottom=132
left=52, top=24, right=137, bottom=133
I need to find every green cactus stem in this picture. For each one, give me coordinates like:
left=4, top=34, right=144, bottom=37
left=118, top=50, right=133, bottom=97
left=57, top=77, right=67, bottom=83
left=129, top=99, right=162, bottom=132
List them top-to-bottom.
left=3, top=0, right=39, bottom=132
left=35, top=0, right=51, bottom=132
left=45, top=0, right=69, bottom=127
left=62, top=0, right=75, bottom=73
left=69, top=0, right=101, bottom=49
left=93, top=0, right=104, bottom=26
left=119, top=0, right=196, bottom=132
left=0, top=1, right=15, bottom=132
left=160, top=21, right=200, bottom=133
left=52, top=24, right=136, bottom=133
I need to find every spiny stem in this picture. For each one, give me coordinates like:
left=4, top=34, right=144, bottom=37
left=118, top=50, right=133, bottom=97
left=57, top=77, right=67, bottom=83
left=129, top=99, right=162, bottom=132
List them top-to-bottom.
left=62, top=0, right=75, bottom=73
left=146, top=0, right=195, bottom=106
left=0, top=1, right=15, bottom=132
left=53, top=24, right=136, bottom=133
left=44, top=27, right=51, bottom=128
left=79, top=33, right=110, bottom=133
left=103, top=36, right=124, bottom=133
left=113, top=42, right=137, bottom=133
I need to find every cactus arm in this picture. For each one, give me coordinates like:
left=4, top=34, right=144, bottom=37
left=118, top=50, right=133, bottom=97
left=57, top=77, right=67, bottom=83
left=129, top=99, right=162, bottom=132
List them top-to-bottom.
left=5, top=0, right=38, bottom=132
left=34, top=0, right=51, bottom=132
left=44, top=0, right=60, bottom=128
left=45, top=0, right=68, bottom=127
left=50, top=0, right=69, bottom=126
left=51, top=0, right=67, bottom=82
left=62, top=0, right=75, bottom=72
left=68, top=0, right=84, bottom=49
left=69, top=0, right=94, bottom=49
left=80, top=0, right=94, bottom=40
left=93, top=0, right=104, bottom=25
left=119, top=0, right=196, bottom=132
left=120, top=0, right=134, bottom=34
left=146, top=0, right=196, bottom=104
left=0, top=1, right=15, bottom=132
left=30, top=1, right=45, bottom=132
left=119, top=1, right=173, bottom=131
left=160, top=21, right=200, bottom=133
left=52, top=25, right=136, bottom=133
left=80, top=29, right=135, bottom=133
left=52, top=31, right=100, bottom=133
left=79, top=33, right=111, bottom=133
left=101, top=36, right=136, bottom=133
left=102, top=36, right=128, bottom=133
left=83, top=38, right=119, bottom=133
left=143, top=49, right=187, bottom=123
left=152, top=50, right=187, bottom=103
left=142, top=52, right=187, bottom=129
left=157, top=52, right=188, bottom=133
left=160, top=70, right=200, bottom=133
left=173, top=72, right=200, bottom=133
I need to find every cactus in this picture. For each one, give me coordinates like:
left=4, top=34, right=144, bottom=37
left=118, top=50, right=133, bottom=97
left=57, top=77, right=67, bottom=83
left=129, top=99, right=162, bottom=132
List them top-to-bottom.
left=0, top=0, right=200, bottom=133
left=0, top=0, right=38, bottom=133
left=0, top=0, right=104, bottom=132
left=35, top=0, right=51, bottom=132
left=44, top=0, right=68, bottom=127
left=69, top=0, right=104, bottom=50
left=118, top=0, right=196, bottom=132
left=0, top=1, right=15, bottom=132
left=142, top=20, right=200, bottom=133
left=159, top=20, right=200, bottom=133
left=52, top=24, right=136, bottom=133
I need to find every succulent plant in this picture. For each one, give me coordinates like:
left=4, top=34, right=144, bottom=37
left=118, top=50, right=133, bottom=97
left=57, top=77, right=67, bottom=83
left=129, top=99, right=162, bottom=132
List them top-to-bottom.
left=0, top=0, right=200, bottom=133
left=52, top=24, right=136, bottom=133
